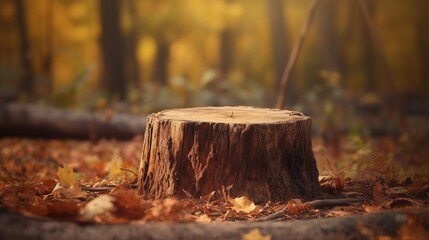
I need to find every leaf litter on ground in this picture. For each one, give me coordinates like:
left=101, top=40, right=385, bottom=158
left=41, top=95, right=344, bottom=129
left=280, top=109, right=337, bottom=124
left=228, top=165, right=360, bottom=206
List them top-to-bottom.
left=0, top=136, right=428, bottom=224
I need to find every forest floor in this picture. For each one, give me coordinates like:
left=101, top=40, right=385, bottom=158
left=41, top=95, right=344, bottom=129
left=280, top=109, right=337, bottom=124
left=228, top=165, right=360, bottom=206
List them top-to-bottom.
left=0, top=134, right=428, bottom=224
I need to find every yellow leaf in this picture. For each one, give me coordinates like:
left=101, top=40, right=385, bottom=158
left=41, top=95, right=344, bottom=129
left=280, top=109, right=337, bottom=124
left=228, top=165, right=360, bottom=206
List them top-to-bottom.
left=107, top=151, right=123, bottom=179
left=56, top=165, right=78, bottom=188
left=228, top=196, right=256, bottom=213
left=195, top=214, right=212, bottom=223
left=242, top=229, right=271, bottom=240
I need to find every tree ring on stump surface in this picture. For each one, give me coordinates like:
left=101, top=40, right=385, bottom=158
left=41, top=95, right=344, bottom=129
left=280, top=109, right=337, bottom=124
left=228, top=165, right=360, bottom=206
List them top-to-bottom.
left=138, top=106, right=321, bottom=203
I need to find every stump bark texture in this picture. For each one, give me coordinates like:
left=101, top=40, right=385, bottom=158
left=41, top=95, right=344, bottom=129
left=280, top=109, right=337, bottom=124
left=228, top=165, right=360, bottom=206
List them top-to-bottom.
left=138, top=106, right=320, bottom=202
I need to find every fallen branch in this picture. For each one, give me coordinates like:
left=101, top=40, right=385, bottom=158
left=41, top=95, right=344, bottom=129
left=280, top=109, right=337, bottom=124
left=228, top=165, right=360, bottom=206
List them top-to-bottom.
left=0, top=103, right=146, bottom=139
left=81, top=187, right=113, bottom=192
left=256, top=198, right=365, bottom=222
left=1, top=208, right=428, bottom=240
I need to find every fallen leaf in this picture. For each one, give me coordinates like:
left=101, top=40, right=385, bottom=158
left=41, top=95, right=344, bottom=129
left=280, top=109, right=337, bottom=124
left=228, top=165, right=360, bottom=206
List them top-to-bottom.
left=107, top=151, right=123, bottom=180
left=56, top=165, right=79, bottom=188
left=319, top=174, right=344, bottom=194
left=37, top=179, right=57, bottom=195
left=372, top=181, right=387, bottom=205
left=51, top=183, right=87, bottom=199
left=111, top=189, right=150, bottom=219
left=79, top=195, right=116, bottom=221
left=229, top=196, right=257, bottom=213
left=147, top=198, right=188, bottom=221
left=384, top=198, right=423, bottom=209
left=46, top=200, right=80, bottom=218
left=363, top=204, right=382, bottom=213
left=325, top=210, right=353, bottom=217
left=195, top=214, right=212, bottom=223
left=241, top=229, right=271, bottom=240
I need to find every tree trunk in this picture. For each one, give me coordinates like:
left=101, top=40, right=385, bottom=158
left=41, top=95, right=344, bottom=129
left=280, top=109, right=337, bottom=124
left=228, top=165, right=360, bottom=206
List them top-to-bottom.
left=15, top=0, right=34, bottom=97
left=43, top=0, right=54, bottom=94
left=99, top=0, right=127, bottom=100
left=124, top=0, right=141, bottom=87
left=267, top=0, right=289, bottom=88
left=317, top=0, right=345, bottom=74
left=416, top=0, right=429, bottom=94
left=219, top=28, right=234, bottom=80
left=152, top=40, right=170, bottom=86
left=138, top=106, right=321, bottom=203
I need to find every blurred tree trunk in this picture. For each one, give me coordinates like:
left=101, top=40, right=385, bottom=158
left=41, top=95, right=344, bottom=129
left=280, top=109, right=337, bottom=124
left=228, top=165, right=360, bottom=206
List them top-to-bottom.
left=15, top=0, right=34, bottom=97
left=43, top=0, right=54, bottom=93
left=99, top=0, right=127, bottom=100
left=124, top=0, right=140, bottom=87
left=267, top=0, right=289, bottom=88
left=317, top=0, right=345, bottom=75
left=358, top=0, right=376, bottom=91
left=416, top=0, right=429, bottom=94
left=219, top=28, right=234, bottom=81
left=152, top=40, right=170, bottom=86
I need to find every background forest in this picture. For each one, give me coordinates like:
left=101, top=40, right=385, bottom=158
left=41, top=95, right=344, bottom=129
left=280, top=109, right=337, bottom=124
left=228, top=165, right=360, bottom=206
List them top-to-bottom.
left=0, top=0, right=428, bottom=136
left=1, top=1, right=429, bottom=228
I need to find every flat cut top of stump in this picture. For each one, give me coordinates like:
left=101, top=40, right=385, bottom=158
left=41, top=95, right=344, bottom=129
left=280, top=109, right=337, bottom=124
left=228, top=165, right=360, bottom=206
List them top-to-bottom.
left=155, top=106, right=308, bottom=124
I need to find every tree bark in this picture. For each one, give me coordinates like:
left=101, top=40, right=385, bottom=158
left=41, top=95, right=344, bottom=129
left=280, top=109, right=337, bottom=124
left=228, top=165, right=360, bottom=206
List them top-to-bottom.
left=99, top=0, right=127, bottom=100
left=138, top=106, right=321, bottom=203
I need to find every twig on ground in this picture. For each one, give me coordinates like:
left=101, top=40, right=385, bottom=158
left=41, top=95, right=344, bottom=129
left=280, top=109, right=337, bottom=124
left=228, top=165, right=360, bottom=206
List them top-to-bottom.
left=120, top=167, right=138, bottom=177
left=81, top=186, right=113, bottom=192
left=255, top=198, right=365, bottom=222
left=308, top=198, right=365, bottom=208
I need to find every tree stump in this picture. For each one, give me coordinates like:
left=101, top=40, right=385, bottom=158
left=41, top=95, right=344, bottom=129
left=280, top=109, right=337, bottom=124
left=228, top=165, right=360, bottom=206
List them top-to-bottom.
left=138, top=106, right=321, bottom=203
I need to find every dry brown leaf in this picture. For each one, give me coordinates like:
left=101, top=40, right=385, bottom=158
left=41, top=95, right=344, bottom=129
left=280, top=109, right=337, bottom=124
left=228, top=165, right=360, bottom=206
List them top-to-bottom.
left=319, top=174, right=345, bottom=194
left=37, top=179, right=57, bottom=195
left=372, top=181, right=387, bottom=205
left=51, top=183, right=87, bottom=199
left=111, top=189, right=150, bottom=219
left=146, top=198, right=187, bottom=221
left=384, top=198, right=424, bottom=209
left=285, top=199, right=309, bottom=215
left=46, top=200, right=80, bottom=218
left=363, top=204, right=382, bottom=213
left=325, top=210, right=353, bottom=217
left=241, top=228, right=271, bottom=240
